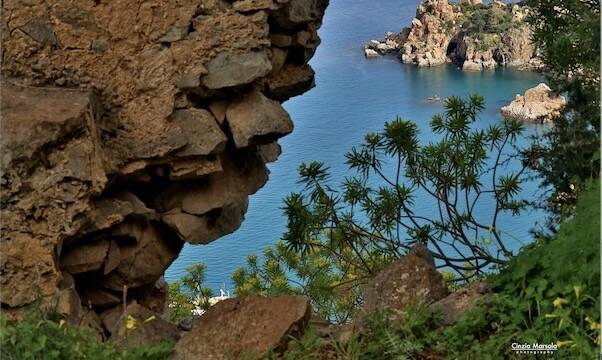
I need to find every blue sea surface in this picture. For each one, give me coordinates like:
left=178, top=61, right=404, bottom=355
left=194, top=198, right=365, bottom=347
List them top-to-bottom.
left=166, top=0, right=547, bottom=290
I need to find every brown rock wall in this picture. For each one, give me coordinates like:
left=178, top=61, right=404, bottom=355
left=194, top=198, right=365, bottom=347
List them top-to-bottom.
left=0, top=0, right=329, bottom=338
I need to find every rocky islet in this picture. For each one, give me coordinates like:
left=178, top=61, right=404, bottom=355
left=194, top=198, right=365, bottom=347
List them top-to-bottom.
left=365, top=0, right=541, bottom=71
left=501, top=83, right=567, bottom=122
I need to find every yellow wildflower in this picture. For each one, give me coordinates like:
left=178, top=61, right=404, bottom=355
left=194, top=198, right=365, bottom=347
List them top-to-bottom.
left=573, top=285, right=582, bottom=299
left=553, top=297, right=568, bottom=308
left=126, top=315, right=136, bottom=330
left=586, top=316, right=601, bottom=330
left=59, top=319, right=66, bottom=329
left=556, top=340, right=574, bottom=348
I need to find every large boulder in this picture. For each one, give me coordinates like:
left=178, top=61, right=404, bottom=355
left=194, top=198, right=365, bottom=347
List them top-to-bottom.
left=201, top=50, right=272, bottom=89
left=501, top=83, right=567, bottom=122
left=226, top=90, right=294, bottom=148
left=100, top=220, right=183, bottom=291
left=59, top=239, right=110, bottom=274
left=363, top=244, right=449, bottom=315
left=172, top=295, right=312, bottom=360
left=101, top=303, right=180, bottom=347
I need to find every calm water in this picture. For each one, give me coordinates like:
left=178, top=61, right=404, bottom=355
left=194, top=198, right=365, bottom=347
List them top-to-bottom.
left=166, top=0, right=546, bottom=290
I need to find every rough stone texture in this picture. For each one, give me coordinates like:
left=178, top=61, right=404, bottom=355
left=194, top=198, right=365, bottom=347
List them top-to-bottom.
left=0, top=0, right=328, bottom=335
left=373, top=0, right=539, bottom=71
left=401, top=0, right=459, bottom=67
left=201, top=50, right=272, bottom=89
left=501, top=83, right=567, bottom=122
left=1, top=84, right=106, bottom=309
left=226, top=90, right=294, bottom=148
left=60, top=239, right=110, bottom=274
left=363, top=244, right=449, bottom=314
left=429, top=282, right=492, bottom=325
left=172, top=295, right=312, bottom=360
left=102, top=303, right=180, bottom=348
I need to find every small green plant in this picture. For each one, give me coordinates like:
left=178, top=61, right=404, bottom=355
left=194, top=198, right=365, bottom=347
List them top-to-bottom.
left=232, top=241, right=362, bottom=323
left=167, top=263, right=213, bottom=322
left=359, top=305, right=440, bottom=360
left=0, top=310, right=173, bottom=360
left=281, top=328, right=324, bottom=360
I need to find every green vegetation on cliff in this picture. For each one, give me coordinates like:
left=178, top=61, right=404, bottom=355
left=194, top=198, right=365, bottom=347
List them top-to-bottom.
left=526, top=0, right=600, bottom=217
left=460, top=3, right=516, bottom=35
left=232, top=95, right=532, bottom=322
left=278, top=180, right=600, bottom=359
left=0, top=310, right=174, bottom=360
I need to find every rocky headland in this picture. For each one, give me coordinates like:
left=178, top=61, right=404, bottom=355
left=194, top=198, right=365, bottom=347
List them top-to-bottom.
left=0, top=0, right=328, bottom=346
left=365, top=0, right=542, bottom=71
left=501, top=83, right=567, bottom=122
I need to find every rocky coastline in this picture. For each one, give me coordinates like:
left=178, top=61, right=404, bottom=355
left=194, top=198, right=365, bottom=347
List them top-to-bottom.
left=365, top=0, right=542, bottom=71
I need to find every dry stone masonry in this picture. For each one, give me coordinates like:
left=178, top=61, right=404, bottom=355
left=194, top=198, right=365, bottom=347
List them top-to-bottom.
left=0, top=0, right=328, bottom=340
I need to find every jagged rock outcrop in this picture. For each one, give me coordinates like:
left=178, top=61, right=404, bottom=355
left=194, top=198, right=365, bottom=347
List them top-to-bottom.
left=0, top=0, right=328, bottom=339
left=366, top=0, right=540, bottom=71
left=401, top=0, right=460, bottom=67
left=501, top=83, right=567, bottom=122
left=172, top=295, right=311, bottom=359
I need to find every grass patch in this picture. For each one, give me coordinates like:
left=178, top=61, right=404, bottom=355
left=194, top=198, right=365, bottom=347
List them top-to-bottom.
left=0, top=310, right=174, bottom=360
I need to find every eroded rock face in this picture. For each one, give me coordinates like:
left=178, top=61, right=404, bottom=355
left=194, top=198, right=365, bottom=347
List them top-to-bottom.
left=0, top=0, right=328, bottom=336
left=374, top=0, right=540, bottom=71
left=401, top=0, right=460, bottom=67
left=501, top=83, right=567, bottom=122
left=362, top=244, right=449, bottom=315
left=172, top=295, right=311, bottom=360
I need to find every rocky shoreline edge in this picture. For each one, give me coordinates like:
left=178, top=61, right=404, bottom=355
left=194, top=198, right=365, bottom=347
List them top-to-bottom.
left=364, top=0, right=542, bottom=72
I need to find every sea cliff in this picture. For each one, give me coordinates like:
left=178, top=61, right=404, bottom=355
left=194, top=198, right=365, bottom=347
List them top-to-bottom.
left=0, top=0, right=328, bottom=342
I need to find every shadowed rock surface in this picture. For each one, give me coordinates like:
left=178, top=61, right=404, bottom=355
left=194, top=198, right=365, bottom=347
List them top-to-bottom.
left=0, top=0, right=328, bottom=340
left=363, top=244, right=450, bottom=315
left=429, top=281, right=492, bottom=325
left=172, top=295, right=311, bottom=360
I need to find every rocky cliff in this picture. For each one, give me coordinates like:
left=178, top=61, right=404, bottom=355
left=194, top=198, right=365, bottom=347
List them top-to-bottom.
left=0, top=0, right=328, bottom=337
left=365, top=0, right=541, bottom=71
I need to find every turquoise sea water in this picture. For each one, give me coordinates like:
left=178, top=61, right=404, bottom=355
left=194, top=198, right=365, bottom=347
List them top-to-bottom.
left=166, top=0, right=547, bottom=290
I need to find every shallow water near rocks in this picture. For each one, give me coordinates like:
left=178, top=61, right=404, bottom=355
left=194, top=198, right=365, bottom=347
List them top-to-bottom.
left=166, top=0, right=547, bottom=290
